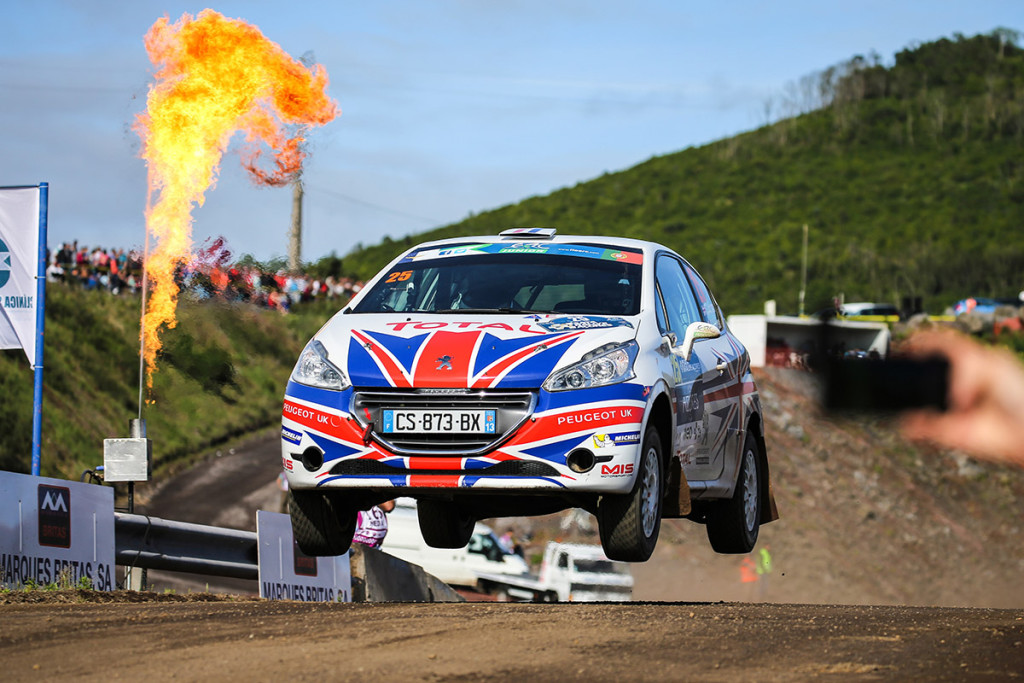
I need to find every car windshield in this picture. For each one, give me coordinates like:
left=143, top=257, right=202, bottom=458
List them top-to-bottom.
left=352, top=244, right=643, bottom=316
left=573, top=558, right=630, bottom=575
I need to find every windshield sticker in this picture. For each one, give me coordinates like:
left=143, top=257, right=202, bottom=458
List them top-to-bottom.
left=402, top=243, right=643, bottom=264
left=539, top=316, right=634, bottom=332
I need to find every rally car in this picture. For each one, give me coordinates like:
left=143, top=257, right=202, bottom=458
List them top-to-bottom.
left=282, top=228, right=777, bottom=561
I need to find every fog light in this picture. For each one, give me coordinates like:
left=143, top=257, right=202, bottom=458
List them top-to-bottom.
left=301, top=447, right=324, bottom=472
left=567, top=449, right=596, bottom=473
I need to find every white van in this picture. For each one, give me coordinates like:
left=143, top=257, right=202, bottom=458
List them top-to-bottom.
left=379, top=499, right=529, bottom=587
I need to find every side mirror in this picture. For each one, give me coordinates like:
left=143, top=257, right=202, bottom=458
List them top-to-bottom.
left=678, top=321, right=721, bottom=361
left=660, top=332, right=678, bottom=353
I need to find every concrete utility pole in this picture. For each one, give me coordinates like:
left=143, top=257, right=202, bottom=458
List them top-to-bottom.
left=288, top=174, right=303, bottom=273
left=799, top=223, right=808, bottom=317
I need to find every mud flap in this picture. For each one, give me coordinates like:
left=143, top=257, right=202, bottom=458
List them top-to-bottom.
left=662, top=457, right=691, bottom=518
left=762, top=480, right=780, bottom=523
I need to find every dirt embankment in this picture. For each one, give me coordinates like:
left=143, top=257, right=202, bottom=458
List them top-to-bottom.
left=632, top=367, right=1024, bottom=607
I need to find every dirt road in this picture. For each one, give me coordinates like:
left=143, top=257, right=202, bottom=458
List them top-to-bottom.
left=7, top=368, right=1024, bottom=679
left=2, top=596, right=1022, bottom=681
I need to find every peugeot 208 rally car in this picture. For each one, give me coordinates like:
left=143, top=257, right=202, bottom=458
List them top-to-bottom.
left=282, top=228, right=777, bottom=561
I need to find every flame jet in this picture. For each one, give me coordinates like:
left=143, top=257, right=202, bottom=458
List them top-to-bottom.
left=135, top=9, right=338, bottom=387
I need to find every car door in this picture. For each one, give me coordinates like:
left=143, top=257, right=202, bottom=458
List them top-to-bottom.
left=654, top=254, right=712, bottom=480
left=679, top=261, right=743, bottom=482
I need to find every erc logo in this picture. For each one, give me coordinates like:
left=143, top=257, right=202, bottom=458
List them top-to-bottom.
left=0, top=238, right=10, bottom=289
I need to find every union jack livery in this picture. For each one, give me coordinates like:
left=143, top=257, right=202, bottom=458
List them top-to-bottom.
left=283, top=229, right=777, bottom=562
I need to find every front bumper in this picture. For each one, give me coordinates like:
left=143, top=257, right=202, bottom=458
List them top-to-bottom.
left=281, top=381, right=649, bottom=494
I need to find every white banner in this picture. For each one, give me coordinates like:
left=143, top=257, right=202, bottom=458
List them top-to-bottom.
left=0, top=187, right=41, bottom=366
left=0, top=470, right=116, bottom=590
left=257, top=510, right=351, bottom=602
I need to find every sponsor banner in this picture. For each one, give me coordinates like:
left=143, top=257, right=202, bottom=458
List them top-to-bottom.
left=0, top=187, right=41, bottom=365
left=281, top=426, right=302, bottom=445
left=592, top=432, right=642, bottom=449
left=0, top=471, right=115, bottom=590
left=257, top=510, right=351, bottom=602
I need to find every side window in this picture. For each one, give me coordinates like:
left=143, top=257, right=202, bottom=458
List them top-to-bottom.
left=655, top=255, right=701, bottom=335
left=682, top=263, right=722, bottom=327
left=558, top=553, right=569, bottom=569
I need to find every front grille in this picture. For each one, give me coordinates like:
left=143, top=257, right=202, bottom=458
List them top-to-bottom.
left=351, top=389, right=536, bottom=456
left=329, top=459, right=558, bottom=478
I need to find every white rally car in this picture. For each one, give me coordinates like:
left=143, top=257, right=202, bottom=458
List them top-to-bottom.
left=282, top=228, right=777, bottom=561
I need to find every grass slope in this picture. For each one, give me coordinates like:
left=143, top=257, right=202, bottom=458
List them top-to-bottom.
left=0, top=286, right=333, bottom=479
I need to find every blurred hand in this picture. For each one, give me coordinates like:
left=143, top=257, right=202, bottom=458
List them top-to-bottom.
left=901, top=330, right=1024, bottom=468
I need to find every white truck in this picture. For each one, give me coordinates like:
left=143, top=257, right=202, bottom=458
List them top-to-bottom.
left=379, top=499, right=530, bottom=587
left=477, top=542, right=634, bottom=602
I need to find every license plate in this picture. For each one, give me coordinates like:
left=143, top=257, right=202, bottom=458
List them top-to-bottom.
left=382, top=409, right=497, bottom=434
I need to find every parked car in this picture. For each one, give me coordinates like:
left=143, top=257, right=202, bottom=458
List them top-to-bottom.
left=282, top=227, right=777, bottom=562
left=952, top=297, right=1022, bottom=316
left=814, top=302, right=900, bottom=320
left=838, top=302, right=900, bottom=319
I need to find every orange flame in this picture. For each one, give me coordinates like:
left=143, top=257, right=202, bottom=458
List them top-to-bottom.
left=135, top=9, right=337, bottom=387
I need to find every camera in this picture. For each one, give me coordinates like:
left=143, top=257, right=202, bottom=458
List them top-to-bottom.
left=822, top=355, right=949, bottom=414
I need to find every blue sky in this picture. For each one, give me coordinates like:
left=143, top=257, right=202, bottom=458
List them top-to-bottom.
left=1, top=1, right=1021, bottom=264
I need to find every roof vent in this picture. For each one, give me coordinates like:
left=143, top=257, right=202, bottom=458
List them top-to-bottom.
left=499, top=227, right=557, bottom=240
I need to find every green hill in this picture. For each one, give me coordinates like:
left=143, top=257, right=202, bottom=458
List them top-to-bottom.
left=335, top=30, right=1024, bottom=316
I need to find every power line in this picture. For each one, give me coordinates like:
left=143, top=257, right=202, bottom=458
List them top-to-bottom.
left=305, top=183, right=443, bottom=225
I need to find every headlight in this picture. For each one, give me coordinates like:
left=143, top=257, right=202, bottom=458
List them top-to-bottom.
left=291, top=340, right=350, bottom=391
left=543, top=341, right=638, bottom=392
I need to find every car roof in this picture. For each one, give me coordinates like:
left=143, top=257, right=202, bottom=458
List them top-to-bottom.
left=406, top=232, right=670, bottom=258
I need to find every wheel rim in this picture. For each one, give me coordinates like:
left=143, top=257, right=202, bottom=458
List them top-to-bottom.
left=641, top=443, right=659, bottom=538
left=742, top=447, right=758, bottom=532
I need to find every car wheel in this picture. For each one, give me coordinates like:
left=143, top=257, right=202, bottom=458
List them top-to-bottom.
left=597, top=428, right=663, bottom=562
left=706, top=431, right=762, bottom=554
left=288, top=489, right=357, bottom=556
left=417, top=500, right=475, bottom=548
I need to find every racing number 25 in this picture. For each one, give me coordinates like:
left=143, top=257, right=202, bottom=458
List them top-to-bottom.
left=385, top=271, right=412, bottom=283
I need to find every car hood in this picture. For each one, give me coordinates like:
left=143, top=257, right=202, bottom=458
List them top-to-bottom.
left=315, top=312, right=638, bottom=390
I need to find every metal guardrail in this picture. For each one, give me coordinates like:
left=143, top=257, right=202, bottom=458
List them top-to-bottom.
left=114, top=512, right=258, bottom=580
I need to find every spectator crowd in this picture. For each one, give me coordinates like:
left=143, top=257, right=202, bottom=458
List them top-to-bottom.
left=46, top=241, right=364, bottom=313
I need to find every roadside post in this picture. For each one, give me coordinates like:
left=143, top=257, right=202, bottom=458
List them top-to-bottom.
left=103, top=418, right=153, bottom=589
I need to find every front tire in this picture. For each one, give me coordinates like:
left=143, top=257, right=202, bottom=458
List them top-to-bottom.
left=597, top=428, right=663, bottom=562
left=706, top=432, right=762, bottom=554
left=289, top=489, right=357, bottom=556
left=418, top=500, right=475, bottom=548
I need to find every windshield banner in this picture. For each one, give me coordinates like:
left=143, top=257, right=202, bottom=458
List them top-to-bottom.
left=403, top=242, right=643, bottom=265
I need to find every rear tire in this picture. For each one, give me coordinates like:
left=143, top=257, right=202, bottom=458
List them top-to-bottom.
left=597, top=428, right=663, bottom=562
left=706, top=432, right=762, bottom=554
left=289, top=489, right=357, bottom=556
left=418, top=500, right=475, bottom=548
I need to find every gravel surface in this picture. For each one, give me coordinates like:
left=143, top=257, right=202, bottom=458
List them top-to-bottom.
left=2, top=598, right=1023, bottom=681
